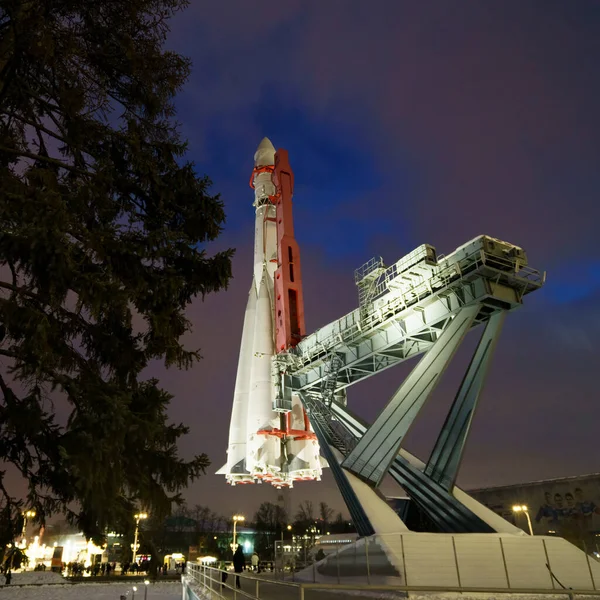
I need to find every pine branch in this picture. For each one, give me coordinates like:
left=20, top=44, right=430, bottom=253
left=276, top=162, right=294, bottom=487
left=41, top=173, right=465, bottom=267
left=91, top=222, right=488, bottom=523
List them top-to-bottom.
left=1, top=109, right=70, bottom=148
left=0, top=145, right=87, bottom=174
left=7, top=258, right=17, bottom=291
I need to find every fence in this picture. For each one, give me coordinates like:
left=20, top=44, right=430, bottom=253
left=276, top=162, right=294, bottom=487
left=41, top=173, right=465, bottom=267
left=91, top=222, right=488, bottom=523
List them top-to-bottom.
left=266, top=533, right=600, bottom=590
left=295, top=533, right=600, bottom=590
left=273, top=537, right=314, bottom=577
left=183, top=562, right=600, bottom=600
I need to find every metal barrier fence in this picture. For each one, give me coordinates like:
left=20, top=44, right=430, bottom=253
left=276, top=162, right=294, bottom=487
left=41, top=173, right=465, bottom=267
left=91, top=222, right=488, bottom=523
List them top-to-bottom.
left=273, top=537, right=314, bottom=577
left=183, top=562, right=600, bottom=600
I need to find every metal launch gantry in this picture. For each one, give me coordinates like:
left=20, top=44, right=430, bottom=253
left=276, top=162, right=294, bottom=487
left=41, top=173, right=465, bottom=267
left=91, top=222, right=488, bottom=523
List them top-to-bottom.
left=220, top=139, right=546, bottom=535
left=273, top=235, right=545, bottom=535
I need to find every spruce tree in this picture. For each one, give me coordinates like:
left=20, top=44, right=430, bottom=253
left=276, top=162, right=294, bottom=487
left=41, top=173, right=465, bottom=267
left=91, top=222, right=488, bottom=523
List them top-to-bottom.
left=0, top=0, right=233, bottom=541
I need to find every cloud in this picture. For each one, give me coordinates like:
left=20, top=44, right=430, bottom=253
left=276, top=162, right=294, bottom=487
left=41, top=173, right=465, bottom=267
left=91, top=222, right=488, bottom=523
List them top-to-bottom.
left=149, top=1, right=600, bottom=515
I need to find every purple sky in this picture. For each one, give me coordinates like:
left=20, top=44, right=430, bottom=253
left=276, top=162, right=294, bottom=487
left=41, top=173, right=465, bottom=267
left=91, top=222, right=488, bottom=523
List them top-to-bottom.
left=150, top=1, right=600, bottom=518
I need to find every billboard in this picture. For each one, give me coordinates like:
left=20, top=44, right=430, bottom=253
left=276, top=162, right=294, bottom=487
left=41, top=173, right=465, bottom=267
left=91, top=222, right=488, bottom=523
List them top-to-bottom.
left=469, top=473, right=600, bottom=548
left=51, top=546, right=63, bottom=571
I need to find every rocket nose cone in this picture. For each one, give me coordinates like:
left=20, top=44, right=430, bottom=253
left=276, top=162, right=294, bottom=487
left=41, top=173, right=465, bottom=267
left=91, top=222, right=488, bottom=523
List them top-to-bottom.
left=254, top=137, right=276, bottom=167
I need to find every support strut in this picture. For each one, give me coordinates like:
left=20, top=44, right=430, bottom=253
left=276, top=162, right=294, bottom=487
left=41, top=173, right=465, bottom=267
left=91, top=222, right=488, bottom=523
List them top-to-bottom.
left=342, top=304, right=480, bottom=486
left=425, top=310, right=505, bottom=490
left=330, top=401, right=494, bottom=533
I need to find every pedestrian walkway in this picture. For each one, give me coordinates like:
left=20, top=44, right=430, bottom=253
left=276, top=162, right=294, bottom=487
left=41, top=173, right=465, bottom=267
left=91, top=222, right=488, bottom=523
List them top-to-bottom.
left=193, top=569, right=404, bottom=600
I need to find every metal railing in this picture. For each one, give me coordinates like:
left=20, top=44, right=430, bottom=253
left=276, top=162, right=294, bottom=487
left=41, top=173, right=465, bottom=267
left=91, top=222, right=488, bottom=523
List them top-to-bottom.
left=183, top=562, right=600, bottom=600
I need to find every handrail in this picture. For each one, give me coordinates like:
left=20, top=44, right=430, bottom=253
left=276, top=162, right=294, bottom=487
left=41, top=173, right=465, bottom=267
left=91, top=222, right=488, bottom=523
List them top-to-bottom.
left=185, top=563, right=597, bottom=600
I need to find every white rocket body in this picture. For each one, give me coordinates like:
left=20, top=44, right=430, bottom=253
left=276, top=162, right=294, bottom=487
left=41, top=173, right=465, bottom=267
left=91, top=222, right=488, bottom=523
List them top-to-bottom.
left=218, top=138, right=324, bottom=488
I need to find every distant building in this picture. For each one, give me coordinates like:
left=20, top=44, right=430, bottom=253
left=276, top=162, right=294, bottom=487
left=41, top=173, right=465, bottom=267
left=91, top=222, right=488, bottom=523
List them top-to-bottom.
left=469, top=473, right=600, bottom=551
left=311, top=533, right=359, bottom=557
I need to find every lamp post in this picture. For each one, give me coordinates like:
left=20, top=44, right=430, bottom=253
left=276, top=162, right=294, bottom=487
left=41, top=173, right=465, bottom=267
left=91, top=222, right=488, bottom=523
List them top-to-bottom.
left=512, top=505, right=534, bottom=536
left=22, top=510, right=36, bottom=540
left=132, top=512, right=148, bottom=565
left=232, top=515, right=245, bottom=551
left=280, top=523, right=292, bottom=545
left=144, top=579, right=149, bottom=600
left=132, top=585, right=137, bottom=600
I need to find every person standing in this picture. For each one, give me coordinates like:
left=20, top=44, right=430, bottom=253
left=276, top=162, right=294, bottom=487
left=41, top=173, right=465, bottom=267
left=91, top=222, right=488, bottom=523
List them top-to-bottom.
left=233, top=545, right=245, bottom=589
left=251, top=551, right=259, bottom=573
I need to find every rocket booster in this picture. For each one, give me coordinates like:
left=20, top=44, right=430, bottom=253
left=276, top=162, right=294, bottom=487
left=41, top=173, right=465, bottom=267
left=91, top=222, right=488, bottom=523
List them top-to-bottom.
left=218, top=138, right=323, bottom=488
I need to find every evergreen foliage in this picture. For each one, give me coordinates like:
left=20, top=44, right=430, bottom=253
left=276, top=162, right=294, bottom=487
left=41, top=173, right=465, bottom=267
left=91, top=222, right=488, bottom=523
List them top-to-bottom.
left=0, top=0, right=233, bottom=542
left=3, top=545, right=28, bottom=570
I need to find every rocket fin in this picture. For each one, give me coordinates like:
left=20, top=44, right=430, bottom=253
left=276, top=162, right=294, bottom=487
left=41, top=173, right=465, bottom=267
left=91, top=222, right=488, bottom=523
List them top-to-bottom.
left=224, top=284, right=257, bottom=476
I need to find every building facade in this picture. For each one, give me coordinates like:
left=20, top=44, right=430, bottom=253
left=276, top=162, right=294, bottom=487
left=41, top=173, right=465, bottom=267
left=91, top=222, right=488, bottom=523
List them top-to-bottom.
left=469, top=473, right=600, bottom=551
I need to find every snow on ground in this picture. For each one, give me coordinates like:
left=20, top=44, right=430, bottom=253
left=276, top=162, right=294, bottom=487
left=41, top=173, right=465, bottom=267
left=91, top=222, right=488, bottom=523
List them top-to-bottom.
left=0, top=572, right=66, bottom=585
left=0, top=573, right=180, bottom=600
left=331, top=594, right=583, bottom=600
left=409, top=596, right=593, bottom=600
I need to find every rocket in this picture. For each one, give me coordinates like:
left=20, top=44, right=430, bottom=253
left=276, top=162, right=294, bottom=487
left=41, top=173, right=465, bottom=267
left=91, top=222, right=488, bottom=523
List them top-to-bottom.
left=217, top=138, right=323, bottom=488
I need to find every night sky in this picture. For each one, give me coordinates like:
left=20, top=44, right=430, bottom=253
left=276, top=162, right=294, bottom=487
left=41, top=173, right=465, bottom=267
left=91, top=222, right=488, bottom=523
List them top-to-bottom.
left=151, top=1, right=600, bottom=517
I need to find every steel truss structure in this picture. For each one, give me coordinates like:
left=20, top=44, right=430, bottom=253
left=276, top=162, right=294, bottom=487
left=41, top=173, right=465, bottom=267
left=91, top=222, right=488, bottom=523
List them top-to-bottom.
left=275, top=235, right=544, bottom=533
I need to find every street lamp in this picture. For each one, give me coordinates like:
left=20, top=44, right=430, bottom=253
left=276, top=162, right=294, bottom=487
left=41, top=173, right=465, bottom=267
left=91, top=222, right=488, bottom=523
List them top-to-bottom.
left=512, top=505, right=534, bottom=536
left=22, top=510, right=36, bottom=538
left=132, top=512, right=148, bottom=565
left=232, top=515, right=245, bottom=551
left=144, top=579, right=150, bottom=600
left=132, top=585, right=137, bottom=600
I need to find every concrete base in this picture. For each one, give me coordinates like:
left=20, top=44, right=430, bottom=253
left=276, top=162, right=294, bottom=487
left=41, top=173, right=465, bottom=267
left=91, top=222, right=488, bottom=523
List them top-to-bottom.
left=344, top=467, right=408, bottom=534
left=294, top=532, right=600, bottom=591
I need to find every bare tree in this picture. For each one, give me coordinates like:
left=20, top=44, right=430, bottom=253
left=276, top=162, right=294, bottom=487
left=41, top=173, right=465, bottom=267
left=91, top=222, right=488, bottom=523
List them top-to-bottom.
left=294, top=500, right=316, bottom=535
left=254, top=502, right=287, bottom=560
left=318, top=502, right=334, bottom=534
left=191, top=505, right=224, bottom=556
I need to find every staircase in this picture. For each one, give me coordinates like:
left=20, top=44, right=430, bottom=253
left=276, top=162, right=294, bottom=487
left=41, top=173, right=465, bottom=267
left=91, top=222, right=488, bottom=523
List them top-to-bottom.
left=320, top=354, right=344, bottom=407
left=304, top=396, right=357, bottom=455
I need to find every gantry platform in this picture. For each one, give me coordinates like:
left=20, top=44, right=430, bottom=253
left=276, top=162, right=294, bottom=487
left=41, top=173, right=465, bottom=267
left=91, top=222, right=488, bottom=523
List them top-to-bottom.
left=275, top=235, right=543, bottom=398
